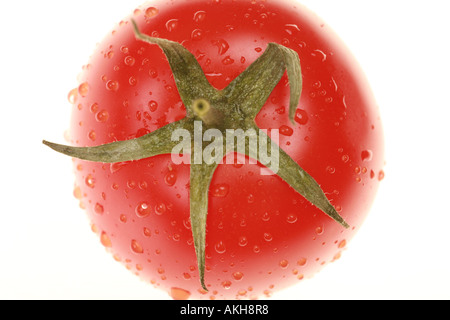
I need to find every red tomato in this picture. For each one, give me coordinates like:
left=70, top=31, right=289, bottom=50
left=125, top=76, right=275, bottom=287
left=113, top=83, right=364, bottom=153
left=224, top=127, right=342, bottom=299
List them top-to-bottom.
left=66, top=0, right=384, bottom=300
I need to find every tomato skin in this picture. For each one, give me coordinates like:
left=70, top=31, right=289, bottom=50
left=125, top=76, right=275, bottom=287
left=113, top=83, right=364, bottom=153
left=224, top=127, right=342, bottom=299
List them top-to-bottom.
left=68, top=0, right=384, bottom=299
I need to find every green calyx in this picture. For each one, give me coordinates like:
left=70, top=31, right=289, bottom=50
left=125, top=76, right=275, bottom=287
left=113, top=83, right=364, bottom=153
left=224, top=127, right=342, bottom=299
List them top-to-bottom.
left=43, top=19, right=349, bottom=292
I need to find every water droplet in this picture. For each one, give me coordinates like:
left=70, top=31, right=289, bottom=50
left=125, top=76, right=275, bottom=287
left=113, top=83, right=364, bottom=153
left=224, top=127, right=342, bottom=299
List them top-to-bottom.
left=145, top=7, right=159, bottom=18
left=193, top=10, right=207, bottom=23
left=166, top=19, right=179, bottom=32
left=285, top=24, right=300, bottom=35
left=191, top=29, right=204, bottom=40
left=212, top=39, right=229, bottom=55
left=311, top=49, right=327, bottom=62
left=106, top=50, right=114, bottom=59
left=124, top=55, right=135, bottom=66
left=222, top=56, right=234, bottom=65
left=149, top=67, right=158, bottom=78
left=129, top=76, right=137, bottom=86
left=106, top=80, right=119, bottom=91
left=78, top=82, right=89, bottom=97
left=68, top=88, right=78, bottom=104
left=89, top=103, right=99, bottom=114
left=294, top=109, right=308, bottom=125
left=95, top=110, right=109, bottom=123
left=279, top=125, right=294, bottom=136
left=361, top=150, right=373, bottom=162
left=342, top=154, right=349, bottom=163
left=109, top=161, right=130, bottom=173
left=326, top=166, right=336, bottom=174
left=378, top=170, right=385, bottom=181
left=165, top=171, right=177, bottom=186
left=85, top=174, right=95, bottom=188
left=212, top=184, right=229, bottom=197
left=73, top=186, right=82, bottom=200
left=136, top=201, right=151, bottom=218
left=94, top=203, right=104, bottom=214
left=155, top=203, right=166, bottom=215
left=286, top=213, right=298, bottom=224
left=119, top=214, right=127, bottom=223
left=315, top=226, right=324, bottom=235
left=143, top=227, right=151, bottom=237
left=100, top=232, right=112, bottom=247
left=263, top=233, right=273, bottom=242
left=238, top=236, right=248, bottom=247
left=131, top=239, right=144, bottom=254
left=338, top=239, right=347, bottom=249
left=215, top=241, right=226, bottom=254
left=253, top=245, right=261, bottom=253
left=297, top=258, right=307, bottom=266
left=279, top=260, right=289, bottom=269
left=233, top=271, right=244, bottom=281
left=222, top=280, right=232, bottom=289
left=170, top=287, right=191, bottom=300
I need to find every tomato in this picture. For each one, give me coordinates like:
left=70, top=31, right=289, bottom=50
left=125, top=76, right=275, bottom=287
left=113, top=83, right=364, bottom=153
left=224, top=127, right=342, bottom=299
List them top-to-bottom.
left=61, top=0, right=384, bottom=300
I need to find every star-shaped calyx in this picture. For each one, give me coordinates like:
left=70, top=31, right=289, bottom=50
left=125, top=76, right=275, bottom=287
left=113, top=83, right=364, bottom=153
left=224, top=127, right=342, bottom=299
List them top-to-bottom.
left=43, top=20, right=349, bottom=291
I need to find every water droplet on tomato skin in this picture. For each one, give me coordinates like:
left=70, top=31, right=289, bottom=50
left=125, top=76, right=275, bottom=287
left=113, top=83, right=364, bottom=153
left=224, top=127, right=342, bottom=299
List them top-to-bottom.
left=145, top=7, right=159, bottom=18
left=193, top=10, right=207, bottom=23
left=166, top=19, right=179, bottom=32
left=191, top=29, right=204, bottom=41
left=212, top=39, right=230, bottom=55
left=311, top=49, right=327, bottom=62
left=124, top=55, right=135, bottom=66
left=222, top=56, right=234, bottom=65
left=106, top=80, right=119, bottom=92
left=78, top=82, right=89, bottom=97
left=68, top=88, right=78, bottom=104
left=148, top=100, right=158, bottom=112
left=294, top=109, right=309, bottom=125
left=95, top=110, right=109, bottom=123
left=279, top=125, right=293, bottom=136
left=88, top=130, right=96, bottom=141
left=361, top=150, right=373, bottom=162
left=378, top=170, right=385, bottom=181
left=164, top=171, right=177, bottom=186
left=85, top=174, right=95, bottom=188
left=212, top=184, right=229, bottom=197
left=73, top=186, right=82, bottom=200
left=136, top=201, right=151, bottom=218
left=94, top=203, right=104, bottom=214
left=155, top=203, right=166, bottom=215
left=286, top=213, right=298, bottom=224
left=315, top=226, right=324, bottom=235
left=100, top=232, right=112, bottom=248
left=263, top=233, right=273, bottom=242
left=238, top=236, right=248, bottom=247
left=131, top=239, right=144, bottom=254
left=215, top=241, right=226, bottom=254
left=297, top=258, right=307, bottom=266
left=279, top=260, right=289, bottom=269
left=232, top=271, right=244, bottom=281
left=222, top=280, right=232, bottom=289
left=170, top=287, right=191, bottom=300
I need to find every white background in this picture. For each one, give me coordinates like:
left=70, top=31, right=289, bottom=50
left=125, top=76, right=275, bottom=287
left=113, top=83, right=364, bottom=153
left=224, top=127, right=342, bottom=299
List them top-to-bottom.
left=1, top=0, right=449, bottom=300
